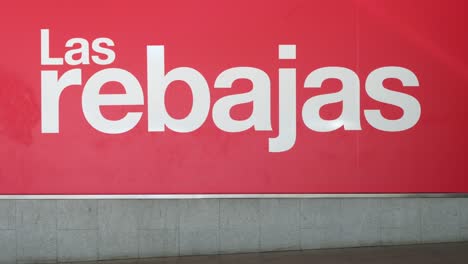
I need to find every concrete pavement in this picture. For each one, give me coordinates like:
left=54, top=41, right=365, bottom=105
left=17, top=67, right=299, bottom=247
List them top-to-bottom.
left=59, top=242, right=468, bottom=264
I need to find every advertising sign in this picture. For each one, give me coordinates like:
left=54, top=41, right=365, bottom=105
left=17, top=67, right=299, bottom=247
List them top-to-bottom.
left=1, top=0, right=467, bottom=195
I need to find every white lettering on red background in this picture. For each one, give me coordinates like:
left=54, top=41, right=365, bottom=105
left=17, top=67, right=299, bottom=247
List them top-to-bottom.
left=40, top=29, right=421, bottom=152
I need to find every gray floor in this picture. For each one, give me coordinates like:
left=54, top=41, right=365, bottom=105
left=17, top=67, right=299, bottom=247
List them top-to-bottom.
left=60, top=242, right=468, bottom=264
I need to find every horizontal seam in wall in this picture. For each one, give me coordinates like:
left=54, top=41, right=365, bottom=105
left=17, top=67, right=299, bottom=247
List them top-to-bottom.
left=56, top=228, right=99, bottom=231
left=137, top=228, right=178, bottom=230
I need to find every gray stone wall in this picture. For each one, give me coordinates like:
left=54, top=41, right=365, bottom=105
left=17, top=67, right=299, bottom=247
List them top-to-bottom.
left=0, top=198, right=467, bottom=263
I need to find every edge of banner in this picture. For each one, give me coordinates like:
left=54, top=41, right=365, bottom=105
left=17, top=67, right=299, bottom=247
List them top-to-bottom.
left=1, top=193, right=468, bottom=199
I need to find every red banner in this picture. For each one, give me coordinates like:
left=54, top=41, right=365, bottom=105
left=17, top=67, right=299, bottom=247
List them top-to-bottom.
left=1, top=0, right=467, bottom=194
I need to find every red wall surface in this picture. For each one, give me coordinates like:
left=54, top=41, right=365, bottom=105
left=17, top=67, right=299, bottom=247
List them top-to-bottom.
left=0, top=0, right=467, bottom=194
